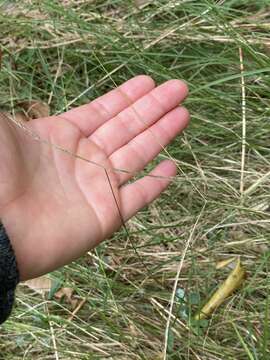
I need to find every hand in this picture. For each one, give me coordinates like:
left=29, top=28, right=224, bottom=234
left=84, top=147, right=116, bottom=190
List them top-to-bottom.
left=0, top=76, right=189, bottom=280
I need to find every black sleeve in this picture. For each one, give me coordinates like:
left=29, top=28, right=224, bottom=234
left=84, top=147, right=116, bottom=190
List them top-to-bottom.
left=0, top=223, right=20, bottom=324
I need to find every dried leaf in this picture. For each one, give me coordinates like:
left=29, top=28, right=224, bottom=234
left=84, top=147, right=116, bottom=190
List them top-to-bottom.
left=1, top=101, right=50, bottom=127
left=17, top=101, right=50, bottom=120
left=7, top=112, right=29, bottom=123
left=216, top=257, right=236, bottom=270
left=195, top=258, right=245, bottom=320
left=23, top=275, right=52, bottom=295
left=55, top=287, right=78, bottom=309
left=55, top=287, right=74, bottom=301
left=70, top=298, right=79, bottom=310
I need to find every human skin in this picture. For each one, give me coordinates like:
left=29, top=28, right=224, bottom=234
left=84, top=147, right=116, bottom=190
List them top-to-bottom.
left=0, top=75, right=189, bottom=281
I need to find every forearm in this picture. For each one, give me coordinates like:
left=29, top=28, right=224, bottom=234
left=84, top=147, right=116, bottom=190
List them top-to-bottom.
left=0, top=114, right=35, bottom=281
left=0, top=115, right=22, bottom=323
left=0, top=222, right=19, bottom=325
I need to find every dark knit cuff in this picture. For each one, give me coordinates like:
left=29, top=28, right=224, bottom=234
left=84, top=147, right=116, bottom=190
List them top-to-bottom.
left=0, top=223, right=20, bottom=324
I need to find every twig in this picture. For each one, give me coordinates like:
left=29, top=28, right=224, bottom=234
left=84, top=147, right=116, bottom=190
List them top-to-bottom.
left=68, top=298, right=87, bottom=321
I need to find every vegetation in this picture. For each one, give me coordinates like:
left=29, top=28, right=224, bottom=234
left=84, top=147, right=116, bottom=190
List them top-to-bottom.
left=0, top=0, right=269, bottom=358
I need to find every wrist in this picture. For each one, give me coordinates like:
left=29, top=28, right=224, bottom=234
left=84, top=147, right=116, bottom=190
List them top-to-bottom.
left=0, top=114, right=26, bottom=213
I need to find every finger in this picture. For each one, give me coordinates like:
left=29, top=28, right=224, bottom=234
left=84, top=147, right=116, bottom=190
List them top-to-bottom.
left=60, top=75, right=155, bottom=136
left=90, top=80, right=188, bottom=155
left=111, top=107, right=189, bottom=185
left=120, top=160, right=176, bottom=221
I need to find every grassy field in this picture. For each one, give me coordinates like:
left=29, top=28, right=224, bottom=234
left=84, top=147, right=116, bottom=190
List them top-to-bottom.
left=1, top=0, right=270, bottom=359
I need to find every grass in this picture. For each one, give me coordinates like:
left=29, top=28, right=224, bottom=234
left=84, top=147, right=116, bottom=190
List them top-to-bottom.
left=0, top=0, right=270, bottom=358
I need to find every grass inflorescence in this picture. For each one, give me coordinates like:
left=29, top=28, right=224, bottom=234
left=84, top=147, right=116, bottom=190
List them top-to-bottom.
left=0, top=0, right=270, bottom=359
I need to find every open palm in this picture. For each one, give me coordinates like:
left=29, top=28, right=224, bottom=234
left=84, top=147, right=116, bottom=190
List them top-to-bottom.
left=1, top=76, right=189, bottom=280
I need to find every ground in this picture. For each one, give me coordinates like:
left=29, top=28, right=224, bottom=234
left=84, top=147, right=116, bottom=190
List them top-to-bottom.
left=0, top=1, right=269, bottom=359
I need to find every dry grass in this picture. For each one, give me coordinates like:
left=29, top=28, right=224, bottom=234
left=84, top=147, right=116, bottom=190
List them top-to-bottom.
left=0, top=0, right=270, bottom=359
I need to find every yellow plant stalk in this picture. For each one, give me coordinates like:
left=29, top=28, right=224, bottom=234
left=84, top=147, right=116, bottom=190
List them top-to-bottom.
left=195, top=258, right=245, bottom=320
